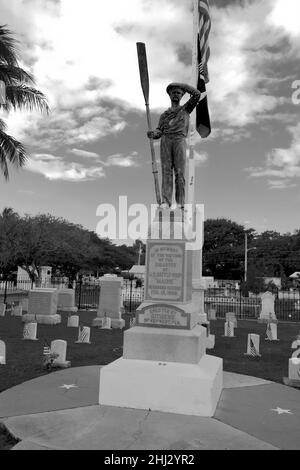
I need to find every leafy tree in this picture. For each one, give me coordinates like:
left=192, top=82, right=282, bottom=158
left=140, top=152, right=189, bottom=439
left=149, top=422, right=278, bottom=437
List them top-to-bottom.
left=0, top=25, right=49, bottom=180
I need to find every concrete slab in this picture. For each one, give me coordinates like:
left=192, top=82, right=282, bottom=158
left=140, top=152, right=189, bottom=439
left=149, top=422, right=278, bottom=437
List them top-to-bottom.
left=0, top=366, right=101, bottom=418
left=223, top=372, right=272, bottom=388
left=215, top=383, right=300, bottom=450
left=5, top=405, right=278, bottom=450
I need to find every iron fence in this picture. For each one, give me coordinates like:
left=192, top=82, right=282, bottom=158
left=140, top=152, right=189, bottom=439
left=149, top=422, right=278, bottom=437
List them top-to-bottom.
left=1, top=279, right=300, bottom=323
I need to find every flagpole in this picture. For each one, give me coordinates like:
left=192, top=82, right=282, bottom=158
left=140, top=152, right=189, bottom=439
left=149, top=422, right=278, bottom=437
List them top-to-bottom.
left=187, top=0, right=199, bottom=227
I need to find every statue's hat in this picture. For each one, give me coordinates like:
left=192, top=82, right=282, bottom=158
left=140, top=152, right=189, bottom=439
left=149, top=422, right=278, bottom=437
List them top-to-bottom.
left=166, top=82, right=186, bottom=95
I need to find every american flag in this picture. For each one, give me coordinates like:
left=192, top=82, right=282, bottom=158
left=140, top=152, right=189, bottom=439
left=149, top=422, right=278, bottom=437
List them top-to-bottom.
left=196, top=0, right=211, bottom=138
left=226, top=322, right=233, bottom=337
left=266, top=323, right=272, bottom=340
left=78, top=327, right=89, bottom=343
left=249, top=337, right=258, bottom=356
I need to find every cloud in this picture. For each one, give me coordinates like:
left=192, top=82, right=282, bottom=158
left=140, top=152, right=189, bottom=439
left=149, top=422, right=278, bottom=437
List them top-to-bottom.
left=1, top=0, right=300, bottom=149
left=246, top=123, right=300, bottom=186
left=69, top=149, right=100, bottom=159
left=106, top=152, right=140, bottom=168
left=25, top=153, right=106, bottom=181
left=268, top=179, right=297, bottom=190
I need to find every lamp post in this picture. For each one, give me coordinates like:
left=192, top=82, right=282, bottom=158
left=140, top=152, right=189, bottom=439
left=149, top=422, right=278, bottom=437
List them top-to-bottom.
left=244, top=232, right=256, bottom=283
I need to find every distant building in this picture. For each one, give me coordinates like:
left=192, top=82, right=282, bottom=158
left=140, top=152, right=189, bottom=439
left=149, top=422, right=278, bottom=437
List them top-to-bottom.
left=129, top=265, right=145, bottom=280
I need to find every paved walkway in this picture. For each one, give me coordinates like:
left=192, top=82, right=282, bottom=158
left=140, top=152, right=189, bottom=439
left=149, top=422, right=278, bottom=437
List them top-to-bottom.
left=0, top=366, right=299, bottom=450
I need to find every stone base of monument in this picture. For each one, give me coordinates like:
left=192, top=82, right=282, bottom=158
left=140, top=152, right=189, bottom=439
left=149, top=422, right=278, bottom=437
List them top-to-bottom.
left=58, top=307, right=78, bottom=313
left=22, top=314, right=61, bottom=325
left=92, top=317, right=125, bottom=329
left=124, top=326, right=206, bottom=363
left=99, top=355, right=223, bottom=417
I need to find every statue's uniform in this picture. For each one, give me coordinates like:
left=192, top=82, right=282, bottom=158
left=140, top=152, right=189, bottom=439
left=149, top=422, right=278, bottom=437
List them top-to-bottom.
left=157, top=91, right=200, bottom=207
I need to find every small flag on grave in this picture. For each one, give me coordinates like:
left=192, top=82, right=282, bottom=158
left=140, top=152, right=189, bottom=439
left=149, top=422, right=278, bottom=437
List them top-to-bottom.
left=266, top=322, right=272, bottom=340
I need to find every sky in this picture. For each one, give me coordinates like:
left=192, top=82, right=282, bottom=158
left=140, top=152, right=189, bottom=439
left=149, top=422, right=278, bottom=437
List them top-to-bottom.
left=0, top=0, right=300, bottom=244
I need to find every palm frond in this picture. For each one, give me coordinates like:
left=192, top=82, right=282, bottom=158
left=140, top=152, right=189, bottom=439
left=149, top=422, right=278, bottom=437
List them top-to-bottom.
left=0, top=25, right=19, bottom=66
left=0, top=64, right=34, bottom=85
left=3, top=84, right=50, bottom=114
left=0, top=118, right=7, bottom=131
left=0, top=129, right=27, bottom=180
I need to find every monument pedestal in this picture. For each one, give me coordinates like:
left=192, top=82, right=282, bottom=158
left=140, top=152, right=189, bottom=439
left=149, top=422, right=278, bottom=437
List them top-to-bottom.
left=99, top=207, right=222, bottom=417
left=23, top=288, right=61, bottom=325
left=22, top=314, right=61, bottom=324
left=99, top=355, right=222, bottom=417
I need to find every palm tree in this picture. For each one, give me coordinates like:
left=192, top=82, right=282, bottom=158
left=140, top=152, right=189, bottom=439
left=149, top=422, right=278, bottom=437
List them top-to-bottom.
left=0, top=25, right=50, bottom=180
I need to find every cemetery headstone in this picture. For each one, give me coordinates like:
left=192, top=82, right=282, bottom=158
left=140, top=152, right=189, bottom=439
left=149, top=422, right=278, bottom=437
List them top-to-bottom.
left=92, top=275, right=125, bottom=329
left=23, top=288, right=61, bottom=325
left=57, top=289, right=78, bottom=313
left=258, top=292, right=278, bottom=323
left=20, top=298, right=29, bottom=312
left=0, top=303, right=6, bottom=317
left=11, top=305, right=22, bottom=317
left=207, top=308, right=216, bottom=321
left=225, top=311, right=237, bottom=328
left=67, top=315, right=79, bottom=328
left=101, top=315, right=112, bottom=329
left=223, top=321, right=235, bottom=338
left=23, top=322, right=38, bottom=341
left=265, top=322, right=279, bottom=341
left=76, top=326, right=91, bottom=344
left=245, top=334, right=261, bottom=357
left=283, top=335, right=300, bottom=388
left=0, top=340, right=6, bottom=365
left=50, top=340, right=70, bottom=368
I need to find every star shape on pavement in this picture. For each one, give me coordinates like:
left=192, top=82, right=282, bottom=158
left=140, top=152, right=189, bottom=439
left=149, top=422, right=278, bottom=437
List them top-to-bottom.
left=59, top=384, right=79, bottom=390
left=271, top=407, right=293, bottom=415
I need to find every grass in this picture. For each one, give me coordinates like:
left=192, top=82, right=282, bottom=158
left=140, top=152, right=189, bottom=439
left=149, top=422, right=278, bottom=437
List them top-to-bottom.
left=0, top=313, right=299, bottom=392
left=0, top=313, right=299, bottom=450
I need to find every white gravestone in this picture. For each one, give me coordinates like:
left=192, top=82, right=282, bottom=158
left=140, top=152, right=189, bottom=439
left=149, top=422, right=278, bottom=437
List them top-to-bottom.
left=92, top=275, right=125, bottom=329
left=23, top=288, right=61, bottom=325
left=57, top=289, right=78, bottom=313
left=258, top=292, right=277, bottom=323
left=20, top=298, right=29, bottom=312
left=0, top=303, right=6, bottom=317
left=11, top=305, right=22, bottom=317
left=208, top=308, right=216, bottom=321
left=225, top=312, right=237, bottom=328
left=67, top=315, right=79, bottom=328
left=101, top=316, right=112, bottom=329
left=224, top=321, right=235, bottom=338
left=23, top=322, right=38, bottom=341
left=265, top=322, right=279, bottom=341
left=76, top=326, right=91, bottom=344
left=245, top=334, right=261, bottom=357
left=0, top=340, right=6, bottom=365
left=50, top=340, right=70, bottom=368
left=288, top=340, right=300, bottom=382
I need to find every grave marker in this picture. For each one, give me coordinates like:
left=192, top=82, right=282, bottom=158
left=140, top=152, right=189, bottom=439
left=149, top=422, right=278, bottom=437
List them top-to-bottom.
left=23, top=288, right=61, bottom=325
left=258, top=292, right=278, bottom=323
left=0, top=303, right=6, bottom=317
left=11, top=305, right=22, bottom=317
left=225, top=312, right=237, bottom=328
left=67, top=315, right=79, bottom=328
left=223, top=321, right=235, bottom=338
left=23, top=322, right=38, bottom=341
left=265, top=322, right=279, bottom=341
left=76, top=326, right=91, bottom=344
left=245, top=334, right=261, bottom=357
left=0, top=340, right=6, bottom=365
left=50, top=340, right=70, bottom=368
